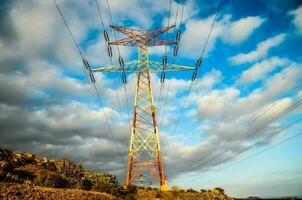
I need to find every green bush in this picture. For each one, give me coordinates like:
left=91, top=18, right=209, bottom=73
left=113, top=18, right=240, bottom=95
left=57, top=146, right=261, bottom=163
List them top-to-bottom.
left=0, top=148, right=13, bottom=162
left=55, top=159, right=83, bottom=188
left=12, top=169, right=35, bottom=183
left=34, top=169, right=68, bottom=188
left=45, top=172, right=68, bottom=188
left=84, top=172, right=119, bottom=194
left=82, top=178, right=92, bottom=190
left=115, top=185, right=138, bottom=199
left=127, top=185, right=138, bottom=194
left=171, top=185, right=180, bottom=192
left=213, top=187, right=225, bottom=195
left=187, top=188, right=198, bottom=193
left=200, top=189, right=207, bottom=193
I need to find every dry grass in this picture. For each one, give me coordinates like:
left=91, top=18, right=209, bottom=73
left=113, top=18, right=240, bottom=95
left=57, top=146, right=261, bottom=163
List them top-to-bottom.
left=0, top=183, right=122, bottom=200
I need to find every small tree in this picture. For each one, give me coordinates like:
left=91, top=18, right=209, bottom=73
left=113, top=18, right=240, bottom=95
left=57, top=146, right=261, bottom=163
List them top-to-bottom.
left=84, top=172, right=119, bottom=194
left=171, top=185, right=180, bottom=192
left=213, top=187, right=225, bottom=195
left=187, top=188, right=198, bottom=193
left=200, top=189, right=207, bottom=193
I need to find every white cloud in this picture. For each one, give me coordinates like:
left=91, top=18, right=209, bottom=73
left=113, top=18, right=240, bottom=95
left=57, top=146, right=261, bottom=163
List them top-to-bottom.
left=1, top=0, right=302, bottom=188
left=162, top=0, right=198, bottom=26
left=289, top=6, right=302, bottom=35
left=180, top=15, right=265, bottom=58
left=180, top=15, right=224, bottom=58
left=222, top=16, right=265, bottom=45
left=229, top=33, right=286, bottom=65
left=238, top=57, right=290, bottom=84
left=162, top=64, right=302, bottom=177
left=195, top=87, right=240, bottom=121
left=299, top=91, right=302, bottom=99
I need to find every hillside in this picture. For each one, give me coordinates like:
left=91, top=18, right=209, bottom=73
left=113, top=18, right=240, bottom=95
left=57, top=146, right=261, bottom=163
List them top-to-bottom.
left=0, top=147, right=234, bottom=200
left=0, top=183, right=120, bottom=200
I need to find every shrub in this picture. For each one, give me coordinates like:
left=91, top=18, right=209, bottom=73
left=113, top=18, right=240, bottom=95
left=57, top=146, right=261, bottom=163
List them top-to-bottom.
left=0, top=148, right=13, bottom=162
left=15, top=153, right=35, bottom=166
left=55, top=159, right=83, bottom=188
left=55, top=159, right=83, bottom=178
left=12, top=169, right=35, bottom=183
left=34, top=169, right=68, bottom=188
left=34, top=169, right=48, bottom=185
left=44, top=172, right=68, bottom=188
left=84, top=172, right=119, bottom=194
left=82, top=178, right=92, bottom=190
left=115, top=185, right=137, bottom=199
left=127, top=185, right=138, bottom=194
left=171, top=185, right=180, bottom=192
left=146, top=186, right=153, bottom=190
left=213, top=187, right=225, bottom=195
left=187, top=188, right=198, bottom=193
left=200, top=189, right=207, bottom=193
left=156, top=192, right=163, bottom=198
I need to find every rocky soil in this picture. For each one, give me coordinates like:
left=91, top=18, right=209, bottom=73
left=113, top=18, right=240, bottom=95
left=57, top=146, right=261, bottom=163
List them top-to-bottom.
left=0, top=147, right=234, bottom=200
left=0, top=183, right=121, bottom=200
left=136, top=188, right=233, bottom=200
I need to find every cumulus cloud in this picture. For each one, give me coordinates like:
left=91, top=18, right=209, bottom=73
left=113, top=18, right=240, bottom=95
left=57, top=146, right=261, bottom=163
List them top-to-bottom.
left=0, top=0, right=301, bottom=186
left=289, top=6, right=302, bottom=35
left=180, top=15, right=265, bottom=58
left=180, top=15, right=223, bottom=58
left=221, top=16, right=265, bottom=45
left=229, top=33, right=287, bottom=65
left=237, top=57, right=290, bottom=84
left=163, top=63, right=302, bottom=176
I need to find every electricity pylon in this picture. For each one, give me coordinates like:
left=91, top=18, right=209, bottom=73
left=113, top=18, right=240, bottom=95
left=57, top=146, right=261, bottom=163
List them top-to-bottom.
left=91, top=25, right=194, bottom=190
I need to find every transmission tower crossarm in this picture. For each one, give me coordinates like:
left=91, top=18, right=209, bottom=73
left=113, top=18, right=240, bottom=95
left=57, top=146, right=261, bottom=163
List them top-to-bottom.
left=109, top=25, right=177, bottom=47
left=110, top=25, right=176, bottom=38
left=148, top=25, right=176, bottom=37
left=109, top=37, right=139, bottom=46
left=110, top=37, right=177, bottom=47
left=91, top=61, right=194, bottom=73
left=91, top=61, right=138, bottom=73
left=148, top=61, right=195, bottom=72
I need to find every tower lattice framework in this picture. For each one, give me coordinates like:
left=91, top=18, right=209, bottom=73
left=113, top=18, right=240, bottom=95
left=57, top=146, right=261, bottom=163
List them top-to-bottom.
left=91, top=25, right=194, bottom=189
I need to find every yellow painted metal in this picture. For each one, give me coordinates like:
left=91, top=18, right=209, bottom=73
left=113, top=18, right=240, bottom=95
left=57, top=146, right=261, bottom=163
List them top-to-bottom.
left=91, top=25, right=195, bottom=188
left=125, top=46, right=167, bottom=187
left=91, top=61, right=194, bottom=73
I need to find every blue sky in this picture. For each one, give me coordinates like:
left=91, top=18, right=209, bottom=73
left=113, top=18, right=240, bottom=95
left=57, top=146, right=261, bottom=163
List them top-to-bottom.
left=0, top=0, right=302, bottom=198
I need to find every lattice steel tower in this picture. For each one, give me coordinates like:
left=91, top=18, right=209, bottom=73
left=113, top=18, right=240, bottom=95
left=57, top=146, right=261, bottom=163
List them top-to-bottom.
left=91, top=25, right=194, bottom=190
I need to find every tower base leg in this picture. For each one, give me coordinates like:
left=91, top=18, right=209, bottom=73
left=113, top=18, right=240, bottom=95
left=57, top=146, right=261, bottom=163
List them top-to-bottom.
left=160, top=184, right=169, bottom=191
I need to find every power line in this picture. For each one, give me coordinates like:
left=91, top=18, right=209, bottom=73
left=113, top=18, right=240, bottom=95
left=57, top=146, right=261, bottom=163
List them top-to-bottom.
left=53, top=0, right=124, bottom=162
left=53, top=0, right=83, bottom=58
left=94, top=0, right=131, bottom=150
left=95, top=0, right=105, bottom=28
left=95, top=0, right=132, bottom=146
left=102, top=0, right=131, bottom=119
left=104, top=0, right=122, bottom=57
left=157, top=0, right=174, bottom=120
left=163, top=0, right=224, bottom=154
left=164, top=0, right=173, bottom=55
left=200, top=0, right=223, bottom=57
left=157, top=2, right=185, bottom=130
left=179, top=83, right=302, bottom=172
left=183, top=97, right=302, bottom=173
left=190, top=119, right=302, bottom=182
left=225, top=130, right=302, bottom=170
